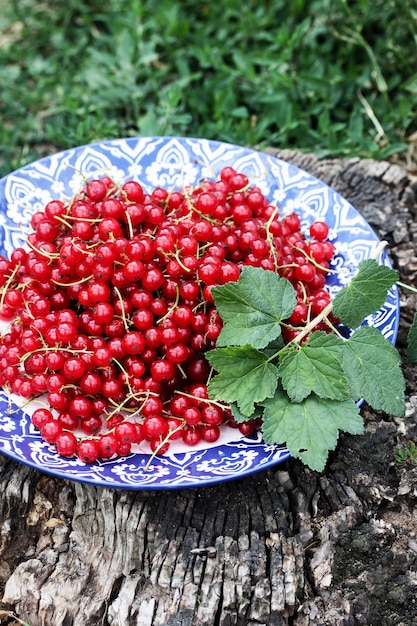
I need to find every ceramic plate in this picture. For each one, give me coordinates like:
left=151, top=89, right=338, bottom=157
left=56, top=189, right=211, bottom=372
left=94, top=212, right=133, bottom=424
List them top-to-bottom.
left=0, top=137, right=399, bottom=489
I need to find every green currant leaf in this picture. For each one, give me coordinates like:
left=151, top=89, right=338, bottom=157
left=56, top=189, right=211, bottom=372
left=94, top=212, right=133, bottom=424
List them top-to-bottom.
left=333, top=259, right=398, bottom=329
left=211, top=266, right=297, bottom=349
left=407, top=311, right=417, bottom=363
left=342, top=326, right=406, bottom=416
left=307, top=330, right=346, bottom=353
left=263, top=337, right=285, bottom=360
left=278, top=338, right=349, bottom=403
left=206, top=345, right=279, bottom=416
left=262, top=389, right=363, bottom=472
left=229, top=402, right=263, bottom=424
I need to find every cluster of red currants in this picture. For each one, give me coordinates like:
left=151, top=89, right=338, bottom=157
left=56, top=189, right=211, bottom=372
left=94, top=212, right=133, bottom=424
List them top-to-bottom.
left=0, top=167, right=335, bottom=463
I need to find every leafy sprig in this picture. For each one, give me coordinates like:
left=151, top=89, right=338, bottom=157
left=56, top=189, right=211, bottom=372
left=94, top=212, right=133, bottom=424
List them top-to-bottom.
left=206, top=260, right=415, bottom=472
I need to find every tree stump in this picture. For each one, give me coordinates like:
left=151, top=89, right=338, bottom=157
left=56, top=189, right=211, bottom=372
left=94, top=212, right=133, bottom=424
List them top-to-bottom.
left=0, top=150, right=416, bottom=626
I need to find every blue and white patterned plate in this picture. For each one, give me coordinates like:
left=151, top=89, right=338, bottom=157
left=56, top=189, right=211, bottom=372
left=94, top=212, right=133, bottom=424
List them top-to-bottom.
left=0, top=137, right=399, bottom=489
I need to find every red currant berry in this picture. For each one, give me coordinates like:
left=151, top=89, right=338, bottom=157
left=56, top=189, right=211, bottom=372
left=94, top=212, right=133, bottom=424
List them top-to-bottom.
left=310, top=221, right=330, bottom=241
left=31, top=408, right=54, bottom=430
left=143, top=414, right=168, bottom=440
left=40, top=419, right=63, bottom=444
left=115, top=421, right=137, bottom=444
left=182, top=427, right=202, bottom=446
left=55, top=432, right=78, bottom=457
left=98, top=433, right=119, bottom=459
left=77, top=439, right=99, bottom=463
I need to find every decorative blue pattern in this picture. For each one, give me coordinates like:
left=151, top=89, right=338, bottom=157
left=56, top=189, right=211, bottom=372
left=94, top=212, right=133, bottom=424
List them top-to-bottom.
left=0, top=137, right=400, bottom=489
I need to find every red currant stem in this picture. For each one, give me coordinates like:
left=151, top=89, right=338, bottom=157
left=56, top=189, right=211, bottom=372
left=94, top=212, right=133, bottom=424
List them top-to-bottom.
left=193, top=160, right=217, bottom=180
left=66, top=163, right=90, bottom=185
left=68, top=164, right=115, bottom=190
left=108, top=176, right=123, bottom=194
left=105, top=178, right=125, bottom=199
left=164, top=179, right=182, bottom=204
left=56, top=181, right=76, bottom=208
left=227, top=182, right=251, bottom=197
left=180, top=183, right=197, bottom=209
left=119, top=190, right=129, bottom=204
left=184, top=196, right=226, bottom=225
left=180, top=204, right=195, bottom=222
left=263, top=205, right=281, bottom=270
left=265, top=205, right=280, bottom=230
left=125, top=209, right=134, bottom=240
left=199, top=212, right=228, bottom=228
left=52, top=214, right=77, bottom=229
left=60, top=214, right=102, bottom=226
left=26, top=238, right=60, bottom=260
left=85, top=240, right=103, bottom=252
left=287, top=240, right=391, bottom=347
left=371, top=240, right=388, bottom=260
left=72, top=241, right=92, bottom=256
left=198, top=241, right=216, bottom=255
left=291, top=244, right=338, bottom=274
left=173, top=249, right=193, bottom=274
left=0, top=263, right=20, bottom=309
left=275, top=263, right=298, bottom=270
left=52, top=274, right=94, bottom=287
left=297, top=279, right=310, bottom=304
left=397, top=281, right=417, bottom=295
left=157, top=284, right=180, bottom=325
left=113, top=286, right=130, bottom=332
left=22, top=295, right=35, bottom=320
left=193, top=299, right=208, bottom=315
left=291, top=301, right=334, bottom=345
left=322, top=316, right=345, bottom=338
left=0, top=323, right=11, bottom=340
left=29, top=323, right=51, bottom=350
left=20, top=345, right=93, bottom=363
left=264, top=346, right=286, bottom=363
left=112, top=357, right=136, bottom=396
left=177, top=363, right=187, bottom=379
left=205, top=365, right=215, bottom=386
left=61, top=384, right=79, bottom=393
left=106, top=386, right=151, bottom=413
left=132, top=390, right=160, bottom=416
left=175, top=390, right=229, bottom=410
left=6, top=393, right=36, bottom=414
left=6, top=394, right=13, bottom=414
left=106, top=395, right=136, bottom=415
left=107, top=398, right=148, bottom=423
left=106, top=400, right=138, bottom=420
left=105, top=404, right=131, bottom=424
left=124, top=406, right=147, bottom=421
left=104, top=416, right=136, bottom=432
left=144, top=422, right=185, bottom=470
left=76, top=433, right=102, bottom=442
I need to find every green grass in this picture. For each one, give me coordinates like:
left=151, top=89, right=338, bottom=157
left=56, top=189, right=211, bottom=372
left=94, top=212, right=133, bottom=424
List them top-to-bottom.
left=0, top=0, right=416, bottom=177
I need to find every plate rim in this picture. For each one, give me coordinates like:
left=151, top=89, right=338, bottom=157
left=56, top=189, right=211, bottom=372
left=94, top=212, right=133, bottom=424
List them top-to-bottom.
left=0, top=135, right=401, bottom=489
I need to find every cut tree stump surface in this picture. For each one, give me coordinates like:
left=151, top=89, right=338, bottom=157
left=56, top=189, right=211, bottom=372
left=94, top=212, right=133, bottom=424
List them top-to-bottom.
left=0, top=150, right=416, bottom=626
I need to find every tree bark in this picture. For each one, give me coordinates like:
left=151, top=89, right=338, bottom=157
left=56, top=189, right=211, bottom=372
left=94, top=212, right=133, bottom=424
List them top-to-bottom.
left=1, top=150, right=416, bottom=626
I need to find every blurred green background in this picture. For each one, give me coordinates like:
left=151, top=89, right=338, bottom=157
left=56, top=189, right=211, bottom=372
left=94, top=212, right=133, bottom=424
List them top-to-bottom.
left=1, top=0, right=416, bottom=178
